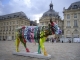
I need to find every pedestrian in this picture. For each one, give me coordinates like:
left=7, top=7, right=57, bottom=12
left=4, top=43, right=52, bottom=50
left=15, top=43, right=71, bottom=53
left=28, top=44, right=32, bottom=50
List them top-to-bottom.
left=54, top=37, right=57, bottom=43
left=52, top=38, right=54, bottom=43
left=69, top=40, right=71, bottom=43
left=62, top=41, right=63, bottom=43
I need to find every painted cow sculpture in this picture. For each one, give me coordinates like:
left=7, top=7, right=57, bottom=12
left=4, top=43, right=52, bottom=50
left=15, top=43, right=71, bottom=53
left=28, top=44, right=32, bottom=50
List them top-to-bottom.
left=15, top=21, right=61, bottom=56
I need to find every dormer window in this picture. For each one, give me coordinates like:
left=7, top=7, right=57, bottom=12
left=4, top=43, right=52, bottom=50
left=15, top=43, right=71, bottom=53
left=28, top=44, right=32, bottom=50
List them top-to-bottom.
left=74, top=5, right=78, bottom=9
left=45, top=14, right=47, bottom=16
left=49, top=14, right=52, bottom=16
left=14, top=15, right=16, bottom=18
left=8, top=16, right=9, bottom=19
left=17, top=16, right=19, bottom=17
left=58, top=16, right=60, bottom=19
left=2, top=17, right=4, bottom=19
left=9, top=17, right=11, bottom=18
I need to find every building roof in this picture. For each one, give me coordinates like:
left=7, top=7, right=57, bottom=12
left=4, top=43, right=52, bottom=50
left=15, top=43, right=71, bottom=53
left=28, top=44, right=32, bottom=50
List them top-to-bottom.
left=68, top=1, right=80, bottom=10
left=42, top=2, right=59, bottom=18
left=0, top=11, right=28, bottom=20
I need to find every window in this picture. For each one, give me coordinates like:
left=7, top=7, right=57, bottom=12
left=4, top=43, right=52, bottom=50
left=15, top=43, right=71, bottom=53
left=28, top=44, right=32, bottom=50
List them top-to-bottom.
left=74, top=5, right=78, bottom=9
left=74, top=13, right=77, bottom=18
left=45, top=14, right=47, bottom=16
left=49, top=14, right=52, bottom=17
left=67, top=14, right=70, bottom=19
left=14, top=15, right=16, bottom=18
left=8, top=16, right=9, bottom=19
left=17, top=16, right=19, bottom=17
left=2, top=17, right=4, bottom=20
left=9, top=17, right=11, bottom=19
left=74, top=20, right=78, bottom=27
left=13, top=21, right=15, bottom=24
left=17, top=21, right=18, bottom=24
left=21, top=21, right=23, bottom=24
left=67, top=21, right=70, bottom=27
left=4, top=22, right=5, bottom=25
left=5, top=22, right=6, bottom=25
left=7, top=22, right=8, bottom=25
left=10, top=22, right=11, bottom=25
left=25, top=22, right=26, bottom=25
left=42, top=22, right=44, bottom=25
left=46, top=22, right=48, bottom=24
left=16, top=25, right=18, bottom=28
left=3, top=26, right=5, bottom=31
left=4, top=26, right=5, bottom=31
left=6, top=26, right=8, bottom=31
left=10, top=26, right=11, bottom=31
left=13, top=26, right=14, bottom=30
left=0, top=27, right=1, bottom=32
left=1, top=27, right=2, bottom=31
left=12, top=27, right=13, bottom=31
left=67, top=30, right=70, bottom=34
left=6, top=32, right=7, bottom=34
left=9, top=32, right=10, bottom=34
left=12, top=32, right=14, bottom=34
left=0, top=36, right=1, bottom=40
left=3, top=36, right=4, bottom=39
left=5, top=36, right=7, bottom=39
left=12, top=36, right=14, bottom=40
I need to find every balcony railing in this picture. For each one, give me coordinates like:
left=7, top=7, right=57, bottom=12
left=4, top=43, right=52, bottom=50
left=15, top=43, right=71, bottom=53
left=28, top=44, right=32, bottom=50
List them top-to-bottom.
left=73, top=26, right=78, bottom=28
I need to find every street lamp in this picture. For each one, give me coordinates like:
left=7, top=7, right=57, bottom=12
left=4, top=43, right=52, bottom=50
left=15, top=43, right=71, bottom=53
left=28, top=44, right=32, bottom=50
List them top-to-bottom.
left=72, top=33, right=73, bottom=43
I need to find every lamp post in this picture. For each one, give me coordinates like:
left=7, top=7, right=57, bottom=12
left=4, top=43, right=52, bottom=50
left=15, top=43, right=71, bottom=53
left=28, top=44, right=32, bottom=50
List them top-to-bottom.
left=72, top=33, right=73, bottom=43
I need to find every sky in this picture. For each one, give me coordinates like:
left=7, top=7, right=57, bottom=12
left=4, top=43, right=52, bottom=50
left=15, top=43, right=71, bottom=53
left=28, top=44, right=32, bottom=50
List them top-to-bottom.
left=0, top=0, right=80, bottom=23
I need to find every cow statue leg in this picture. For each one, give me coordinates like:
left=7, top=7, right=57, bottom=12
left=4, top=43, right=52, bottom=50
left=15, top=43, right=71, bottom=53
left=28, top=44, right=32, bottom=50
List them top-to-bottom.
left=22, top=27, right=30, bottom=52
left=40, top=28, right=48, bottom=56
left=20, top=36, right=30, bottom=52
left=15, top=37, right=20, bottom=52
left=40, top=37, right=48, bottom=56
left=38, top=42, right=41, bottom=54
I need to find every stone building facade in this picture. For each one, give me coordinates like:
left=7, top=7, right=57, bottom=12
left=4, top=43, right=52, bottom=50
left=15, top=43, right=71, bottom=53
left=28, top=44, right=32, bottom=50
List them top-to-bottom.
left=63, top=1, right=80, bottom=42
left=0, top=11, right=30, bottom=40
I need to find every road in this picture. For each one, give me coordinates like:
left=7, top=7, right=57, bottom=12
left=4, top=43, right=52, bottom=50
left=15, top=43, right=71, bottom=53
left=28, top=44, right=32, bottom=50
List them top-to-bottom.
left=0, top=41, right=80, bottom=60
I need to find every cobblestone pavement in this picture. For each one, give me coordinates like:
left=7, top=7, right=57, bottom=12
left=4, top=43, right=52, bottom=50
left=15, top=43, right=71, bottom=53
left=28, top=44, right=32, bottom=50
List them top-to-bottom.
left=0, top=41, right=80, bottom=60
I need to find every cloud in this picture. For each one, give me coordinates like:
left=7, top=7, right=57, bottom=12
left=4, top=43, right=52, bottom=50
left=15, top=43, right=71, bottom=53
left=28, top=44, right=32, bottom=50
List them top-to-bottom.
left=0, top=0, right=80, bottom=22
left=0, top=0, right=49, bottom=21
left=0, top=1, right=4, bottom=15
left=32, top=13, right=43, bottom=23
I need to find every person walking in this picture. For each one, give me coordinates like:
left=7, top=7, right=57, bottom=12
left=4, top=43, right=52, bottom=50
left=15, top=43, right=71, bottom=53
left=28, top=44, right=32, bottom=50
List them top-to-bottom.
left=52, top=38, right=54, bottom=43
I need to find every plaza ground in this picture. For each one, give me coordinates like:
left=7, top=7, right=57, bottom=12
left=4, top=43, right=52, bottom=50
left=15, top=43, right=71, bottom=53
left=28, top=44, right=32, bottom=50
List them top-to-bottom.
left=0, top=41, right=80, bottom=60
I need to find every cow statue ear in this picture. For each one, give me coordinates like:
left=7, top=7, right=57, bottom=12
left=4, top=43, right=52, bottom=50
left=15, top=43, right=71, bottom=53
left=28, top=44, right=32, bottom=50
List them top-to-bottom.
left=59, top=29, right=62, bottom=34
